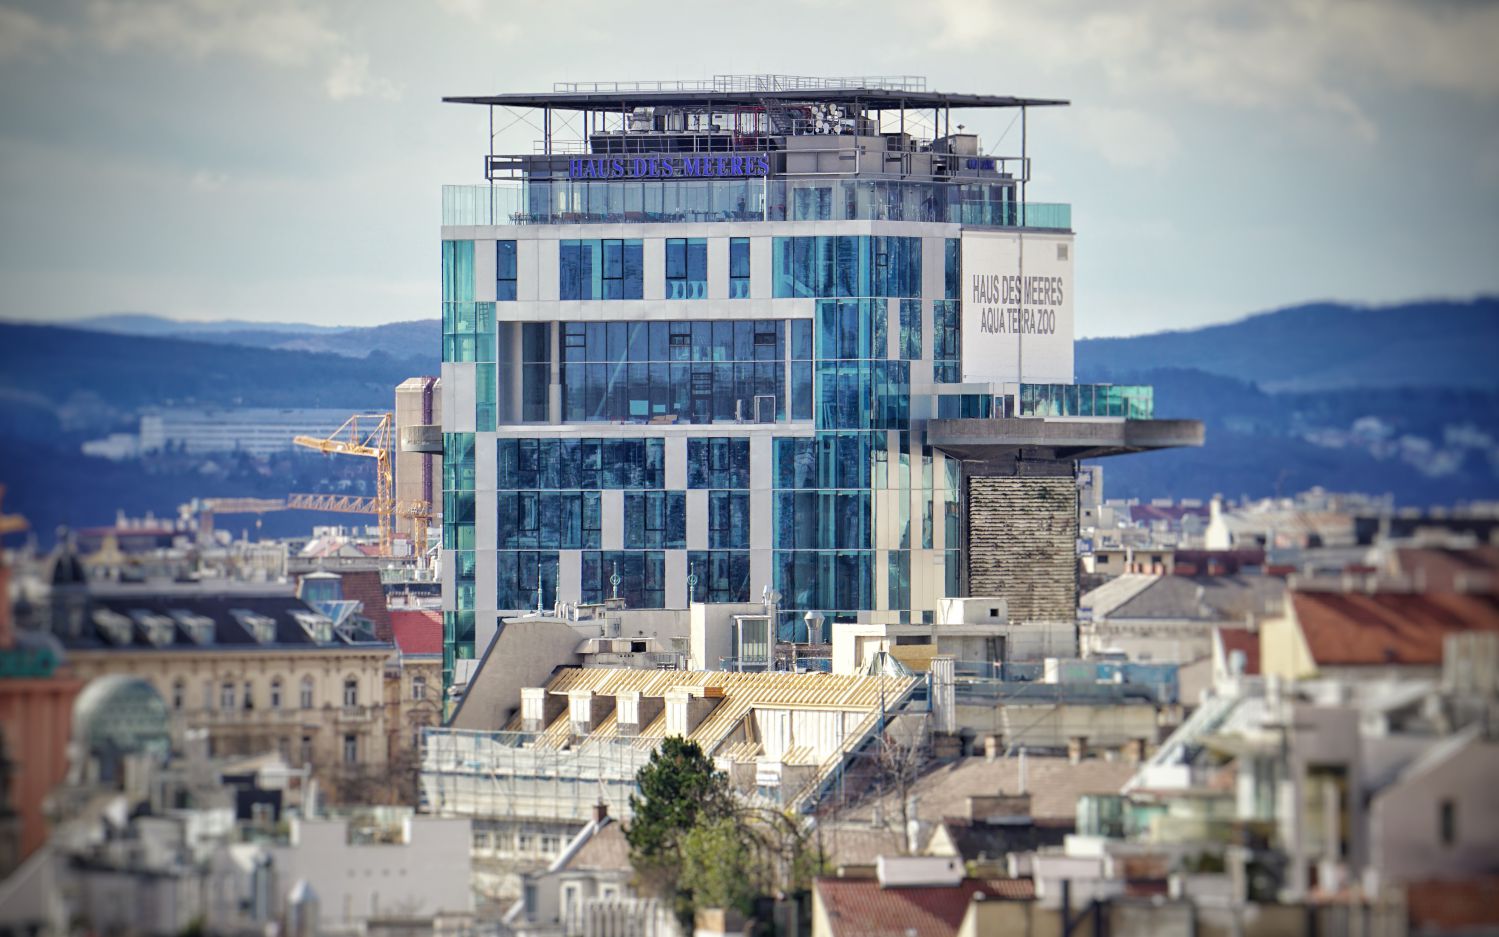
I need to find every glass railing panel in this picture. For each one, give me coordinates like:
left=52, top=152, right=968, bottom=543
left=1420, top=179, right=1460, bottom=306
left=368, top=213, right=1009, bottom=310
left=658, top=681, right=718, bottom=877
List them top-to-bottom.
left=442, top=181, right=1069, bottom=230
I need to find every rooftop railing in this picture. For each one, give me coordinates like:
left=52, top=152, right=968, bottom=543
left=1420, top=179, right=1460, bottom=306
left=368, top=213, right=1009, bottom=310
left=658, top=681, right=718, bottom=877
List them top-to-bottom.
left=551, top=74, right=928, bottom=95
left=442, top=180, right=1070, bottom=230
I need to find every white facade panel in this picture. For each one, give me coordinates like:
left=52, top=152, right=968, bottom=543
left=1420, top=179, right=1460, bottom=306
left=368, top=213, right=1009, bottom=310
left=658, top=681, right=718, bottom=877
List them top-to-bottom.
left=959, top=231, right=1075, bottom=385
left=536, top=236, right=559, bottom=302
left=707, top=236, right=729, bottom=301
left=643, top=237, right=665, bottom=301
left=474, top=239, right=497, bottom=302
left=517, top=239, right=541, bottom=302
left=448, top=364, right=476, bottom=434
left=664, top=435, right=687, bottom=490
left=686, top=489, right=709, bottom=551
left=475, top=490, right=496, bottom=551
left=601, top=490, right=624, bottom=550
left=474, top=548, right=496, bottom=614
left=559, top=550, right=582, bottom=604
left=665, top=550, right=687, bottom=609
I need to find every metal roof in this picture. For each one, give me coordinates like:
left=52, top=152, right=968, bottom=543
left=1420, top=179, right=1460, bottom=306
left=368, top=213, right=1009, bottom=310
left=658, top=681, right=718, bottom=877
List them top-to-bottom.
left=443, top=87, right=1067, bottom=112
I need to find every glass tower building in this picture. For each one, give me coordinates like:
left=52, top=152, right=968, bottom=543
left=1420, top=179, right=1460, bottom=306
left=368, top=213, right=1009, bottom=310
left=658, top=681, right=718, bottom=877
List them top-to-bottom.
left=436, top=76, right=1200, bottom=688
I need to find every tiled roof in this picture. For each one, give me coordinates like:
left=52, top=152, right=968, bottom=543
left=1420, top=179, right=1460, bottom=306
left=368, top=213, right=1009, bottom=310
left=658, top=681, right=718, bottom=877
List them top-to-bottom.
left=1392, top=546, right=1499, bottom=594
left=339, top=570, right=392, bottom=641
left=1107, top=575, right=1284, bottom=622
left=1292, top=590, right=1499, bottom=666
left=391, top=609, right=442, bottom=656
left=1215, top=627, right=1261, bottom=675
left=841, top=756, right=1135, bottom=827
left=561, top=818, right=631, bottom=873
left=931, top=818, right=1065, bottom=862
left=818, top=827, right=909, bottom=867
left=1405, top=876, right=1499, bottom=929
left=815, top=877, right=1034, bottom=937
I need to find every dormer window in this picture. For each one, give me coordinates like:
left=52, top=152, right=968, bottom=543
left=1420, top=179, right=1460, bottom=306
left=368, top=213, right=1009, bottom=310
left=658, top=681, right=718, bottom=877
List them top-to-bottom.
left=92, top=609, right=134, bottom=646
left=232, top=609, right=278, bottom=645
left=129, top=610, right=177, bottom=647
left=170, top=611, right=216, bottom=645
left=291, top=611, right=334, bottom=644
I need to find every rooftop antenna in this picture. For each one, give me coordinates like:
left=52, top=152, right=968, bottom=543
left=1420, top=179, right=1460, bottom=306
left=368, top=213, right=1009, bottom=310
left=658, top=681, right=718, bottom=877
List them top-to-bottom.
left=610, top=562, right=621, bottom=600
left=687, top=562, right=698, bottom=603
left=535, top=579, right=544, bottom=614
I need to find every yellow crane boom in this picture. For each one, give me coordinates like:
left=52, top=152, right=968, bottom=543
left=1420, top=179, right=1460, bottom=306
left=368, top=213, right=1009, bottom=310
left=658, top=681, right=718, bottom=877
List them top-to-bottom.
left=292, top=407, right=431, bottom=554
left=285, top=493, right=432, bottom=557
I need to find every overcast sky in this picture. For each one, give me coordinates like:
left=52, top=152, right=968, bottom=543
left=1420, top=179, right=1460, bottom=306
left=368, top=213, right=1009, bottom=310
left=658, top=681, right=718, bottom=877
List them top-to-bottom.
left=1, top=0, right=1496, bottom=337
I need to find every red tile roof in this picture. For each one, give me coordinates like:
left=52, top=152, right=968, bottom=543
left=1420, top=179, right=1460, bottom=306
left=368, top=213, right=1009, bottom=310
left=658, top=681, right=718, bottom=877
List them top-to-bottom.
left=1393, top=546, right=1499, bottom=594
left=339, top=570, right=392, bottom=641
left=1292, top=591, right=1499, bottom=667
left=391, top=609, right=442, bottom=656
left=1216, top=627, right=1261, bottom=675
left=816, top=877, right=1033, bottom=937
left=1405, top=877, right=1499, bottom=929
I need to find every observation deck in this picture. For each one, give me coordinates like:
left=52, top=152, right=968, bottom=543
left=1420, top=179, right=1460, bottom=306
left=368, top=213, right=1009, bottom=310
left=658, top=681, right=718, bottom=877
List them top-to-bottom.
left=442, top=74, right=1070, bottom=231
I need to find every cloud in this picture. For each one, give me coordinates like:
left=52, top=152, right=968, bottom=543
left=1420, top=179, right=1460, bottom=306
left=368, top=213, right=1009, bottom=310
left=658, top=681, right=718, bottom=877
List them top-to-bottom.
left=50, top=0, right=399, bottom=101
left=916, top=0, right=1499, bottom=142
left=0, top=5, right=71, bottom=61
left=326, top=52, right=402, bottom=101
left=1067, top=105, right=1180, bottom=170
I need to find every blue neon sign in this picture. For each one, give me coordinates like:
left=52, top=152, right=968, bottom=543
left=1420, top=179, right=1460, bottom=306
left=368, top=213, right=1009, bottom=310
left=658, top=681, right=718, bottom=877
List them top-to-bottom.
left=568, top=154, right=772, bottom=180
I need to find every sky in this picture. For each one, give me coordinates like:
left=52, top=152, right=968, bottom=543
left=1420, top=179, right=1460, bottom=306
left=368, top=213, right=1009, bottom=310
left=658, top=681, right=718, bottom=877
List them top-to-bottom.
left=0, top=0, right=1496, bottom=337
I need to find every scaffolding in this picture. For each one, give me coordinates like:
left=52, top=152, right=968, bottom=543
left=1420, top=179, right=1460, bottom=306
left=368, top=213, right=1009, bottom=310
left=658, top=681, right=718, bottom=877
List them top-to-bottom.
left=420, top=729, right=654, bottom=823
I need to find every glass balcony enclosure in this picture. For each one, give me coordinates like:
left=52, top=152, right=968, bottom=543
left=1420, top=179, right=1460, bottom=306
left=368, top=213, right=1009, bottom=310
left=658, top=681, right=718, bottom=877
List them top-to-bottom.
left=442, top=180, right=1069, bottom=230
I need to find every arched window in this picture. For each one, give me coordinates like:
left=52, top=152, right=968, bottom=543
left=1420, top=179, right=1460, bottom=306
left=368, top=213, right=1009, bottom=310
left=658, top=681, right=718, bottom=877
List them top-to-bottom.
left=411, top=675, right=427, bottom=701
left=300, top=676, right=315, bottom=709
left=343, top=677, right=358, bottom=707
left=269, top=678, right=283, bottom=710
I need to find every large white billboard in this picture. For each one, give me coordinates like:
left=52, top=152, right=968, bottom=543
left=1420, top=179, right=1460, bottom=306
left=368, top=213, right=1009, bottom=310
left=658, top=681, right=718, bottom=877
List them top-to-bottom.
left=959, top=231, right=1075, bottom=385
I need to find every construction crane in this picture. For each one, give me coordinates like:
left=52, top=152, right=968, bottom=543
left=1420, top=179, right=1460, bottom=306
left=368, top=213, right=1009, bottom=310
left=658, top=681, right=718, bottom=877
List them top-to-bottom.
left=293, top=413, right=435, bottom=558
left=285, top=493, right=432, bottom=557
left=181, top=497, right=287, bottom=541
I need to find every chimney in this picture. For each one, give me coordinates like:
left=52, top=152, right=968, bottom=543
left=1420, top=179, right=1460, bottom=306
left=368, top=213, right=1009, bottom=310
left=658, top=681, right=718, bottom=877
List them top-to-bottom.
left=983, top=734, right=1004, bottom=762
left=1068, top=736, right=1088, bottom=765
left=592, top=802, right=609, bottom=824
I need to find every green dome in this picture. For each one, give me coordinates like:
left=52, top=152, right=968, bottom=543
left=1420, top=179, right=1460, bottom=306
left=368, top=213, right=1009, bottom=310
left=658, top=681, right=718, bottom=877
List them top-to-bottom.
left=72, top=676, right=171, bottom=760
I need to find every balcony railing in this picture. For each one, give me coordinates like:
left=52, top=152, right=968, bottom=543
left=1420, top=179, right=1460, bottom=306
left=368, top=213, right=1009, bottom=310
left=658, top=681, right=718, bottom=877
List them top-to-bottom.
left=443, top=181, right=1069, bottom=230
left=1016, top=383, right=1154, bottom=420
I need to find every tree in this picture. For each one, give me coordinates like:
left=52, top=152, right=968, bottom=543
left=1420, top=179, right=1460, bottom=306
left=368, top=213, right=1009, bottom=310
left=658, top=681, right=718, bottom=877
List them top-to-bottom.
left=876, top=714, right=931, bottom=853
left=625, top=738, right=735, bottom=921
left=678, top=816, right=765, bottom=917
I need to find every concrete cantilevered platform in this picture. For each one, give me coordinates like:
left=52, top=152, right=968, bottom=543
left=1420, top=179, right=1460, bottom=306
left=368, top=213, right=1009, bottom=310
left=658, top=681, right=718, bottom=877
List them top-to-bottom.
left=926, top=417, right=1204, bottom=463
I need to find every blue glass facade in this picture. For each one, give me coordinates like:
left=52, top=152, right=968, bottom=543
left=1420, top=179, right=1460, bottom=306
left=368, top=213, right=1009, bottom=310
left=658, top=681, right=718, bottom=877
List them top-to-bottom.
left=442, top=182, right=1083, bottom=672
left=560, top=239, right=644, bottom=300
left=559, top=320, right=793, bottom=424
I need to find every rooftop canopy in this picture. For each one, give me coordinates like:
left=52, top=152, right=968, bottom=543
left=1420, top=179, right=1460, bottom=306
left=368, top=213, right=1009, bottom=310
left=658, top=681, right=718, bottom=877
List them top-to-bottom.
left=443, top=74, right=1068, bottom=112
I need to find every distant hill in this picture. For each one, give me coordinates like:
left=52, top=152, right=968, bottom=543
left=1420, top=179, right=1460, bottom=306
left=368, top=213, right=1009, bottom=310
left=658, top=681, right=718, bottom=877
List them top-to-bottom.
left=1078, top=297, right=1499, bottom=391
left=17, top=313, right=442, bottom=368
left=61, top=313, right=342, bottom=336
left=0, top=321, right=429, bottom=419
